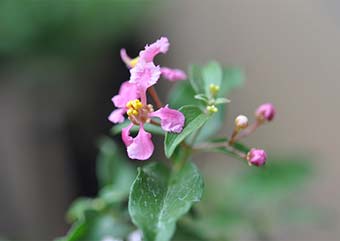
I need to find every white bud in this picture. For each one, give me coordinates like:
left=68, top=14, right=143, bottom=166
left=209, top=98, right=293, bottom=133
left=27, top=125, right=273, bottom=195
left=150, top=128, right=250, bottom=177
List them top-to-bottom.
left=235, top=115, right=248, bottom=130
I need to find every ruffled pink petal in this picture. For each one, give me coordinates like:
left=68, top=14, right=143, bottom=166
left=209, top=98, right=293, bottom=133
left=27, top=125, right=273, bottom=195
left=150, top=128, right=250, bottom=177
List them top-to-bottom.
left=139, top=37, right=170, bottom=62
left=120, top=48, right=132, bottom=68
left=129, top=61, right=161, bottom=92
left=160, top=67, right=187, bottom=81
left=112, top=81, right=139, bottom=108
left=149, top=105, right=185, bottom=133
left=108, top=108, right=126, bottom=123
left=122, top=123, right=134, bottom=147
left=126, top=125, right=154, bottom=160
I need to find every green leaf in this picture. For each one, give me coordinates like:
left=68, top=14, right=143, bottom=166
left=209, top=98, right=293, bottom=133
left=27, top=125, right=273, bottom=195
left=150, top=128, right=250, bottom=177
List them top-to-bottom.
left=202, top=61, right=223, bottom=95
left=189, top=62, right=244, bottom=97
left=188, top=64, right=205, bottom=94
left=220, top=67, right=245, bottom=95
left=168, top=81, right=200, bottom=109
left=194, top=94, right=209, bottom=102
left=214, top=97, right=230, bottom=104
left=195, top=105, right=226, bottom=142
left=164, top=106, right=210, bottom=158
left=111, top=121, right=164, bottom=136
left=96, top=137, right=135, bottom=194
left=129, top=162, right=204, bottom=241
left=66, top=198, right=102, bottom=223
left=59, top=210, right=132, bottom=241
left=55, top=220, right=87, bottom=241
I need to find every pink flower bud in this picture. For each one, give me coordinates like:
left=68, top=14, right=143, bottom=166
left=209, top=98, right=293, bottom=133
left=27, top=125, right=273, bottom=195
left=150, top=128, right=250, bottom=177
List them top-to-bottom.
left=255, top=103, right=276, bottom=121
left=247, top=148, right=267, bottom=166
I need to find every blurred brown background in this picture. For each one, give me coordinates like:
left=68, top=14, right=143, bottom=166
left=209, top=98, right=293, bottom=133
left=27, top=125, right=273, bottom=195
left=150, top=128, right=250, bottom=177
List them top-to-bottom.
left=0, top=0, right=339, bottom=240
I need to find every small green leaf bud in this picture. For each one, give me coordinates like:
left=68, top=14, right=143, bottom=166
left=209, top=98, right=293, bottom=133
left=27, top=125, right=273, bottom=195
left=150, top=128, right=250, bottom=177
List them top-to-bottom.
left=209, top=84, right=220, bottom=96
left=206, top=105, right=218, bottom=113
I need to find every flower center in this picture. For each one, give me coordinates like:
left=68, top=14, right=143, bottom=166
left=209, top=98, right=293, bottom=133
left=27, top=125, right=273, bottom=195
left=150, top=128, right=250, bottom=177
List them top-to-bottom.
left=126, top=99, right=154, bottom=125
left=126, top=99, right=143, bottom=116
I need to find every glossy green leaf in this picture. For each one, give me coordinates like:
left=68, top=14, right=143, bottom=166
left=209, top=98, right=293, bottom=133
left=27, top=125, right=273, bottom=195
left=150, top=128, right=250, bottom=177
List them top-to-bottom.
left=164, top=106, right=210, bottom=158
left=129, top=162, right=204, bottom=241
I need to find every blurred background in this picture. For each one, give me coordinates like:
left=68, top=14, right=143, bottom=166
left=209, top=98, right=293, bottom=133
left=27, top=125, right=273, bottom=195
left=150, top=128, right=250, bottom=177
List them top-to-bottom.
left=0, top=0, right=339, bottom=240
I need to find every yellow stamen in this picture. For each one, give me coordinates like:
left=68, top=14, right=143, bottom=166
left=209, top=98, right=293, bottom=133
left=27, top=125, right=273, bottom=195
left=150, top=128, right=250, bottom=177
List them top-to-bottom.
left=126, top=99, right=143, bottom=117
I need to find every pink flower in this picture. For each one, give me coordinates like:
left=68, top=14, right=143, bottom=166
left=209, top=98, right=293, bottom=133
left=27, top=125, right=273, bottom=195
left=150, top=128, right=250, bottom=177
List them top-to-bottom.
left=139, top=36, right=170, bottom=62
left=110, top=37, right=187, bottom=160
left=120, top=37, right=186, bottom=82
left=130, top=60, right=161, bottom=100
left=160, top=67, right=187, bottom=81
left=108, top=81, right=139, bottom=124
left=109, top=84, right=184, bottom=160
left=120, top=99, right=184, bottom=160
left=255, top=103, right=276, bottom=122
left=149, top=105, right=185, bottom=132
left=122, top=123, right=154, bottom=160
left=247, top=148, right=267, bottom=166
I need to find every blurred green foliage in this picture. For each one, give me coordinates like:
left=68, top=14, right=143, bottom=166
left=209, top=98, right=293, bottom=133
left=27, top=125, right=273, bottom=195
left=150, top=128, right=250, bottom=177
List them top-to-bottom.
left=0, top=0, right=150, bottom=57
left=58, top=137, right=136, bottom=241
left=60, top=137, right=315, bottom=241
left=177, top=157, right=313, bottom=241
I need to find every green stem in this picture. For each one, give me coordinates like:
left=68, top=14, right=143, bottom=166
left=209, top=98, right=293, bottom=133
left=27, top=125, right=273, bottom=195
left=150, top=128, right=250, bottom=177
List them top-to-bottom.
left=193, top=141, right=247, bottom=160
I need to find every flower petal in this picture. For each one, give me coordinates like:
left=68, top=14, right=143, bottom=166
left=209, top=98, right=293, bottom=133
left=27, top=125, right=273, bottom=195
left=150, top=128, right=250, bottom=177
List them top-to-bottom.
left=139, top=37, right=170, bottom=62
left=120, top=48, right=132, bottom=67
left=129, top=61, right=161, bottom=92
left=160, top=67, right=187, bottom=81
left=112, top=81, right=139, bottom=108
left=150, top=105, right=185, bottom=133
left=108, top=108, right=126, bottom=123
left=122, top=123, right=134, bottom=147
left=127, top=125, right=154, bottom=160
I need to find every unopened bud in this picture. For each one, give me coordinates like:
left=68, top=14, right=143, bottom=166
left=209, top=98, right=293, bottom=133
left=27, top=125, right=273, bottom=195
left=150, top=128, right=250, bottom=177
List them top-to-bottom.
left=209, top=84, right=220, bottom=96
left=255, top=103, right=276, bottom=122
left=206, top=105, right=218, bottom=113
left=235, top=115, right=248, bottom=130
left=247, top=148, right=267, bottom=166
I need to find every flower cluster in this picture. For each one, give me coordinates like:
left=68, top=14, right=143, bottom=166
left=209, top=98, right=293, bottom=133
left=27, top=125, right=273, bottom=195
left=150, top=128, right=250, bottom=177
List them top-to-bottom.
left=109, top=37, right=186, bottom=160
left=230, top=103, right=276, bottom=166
